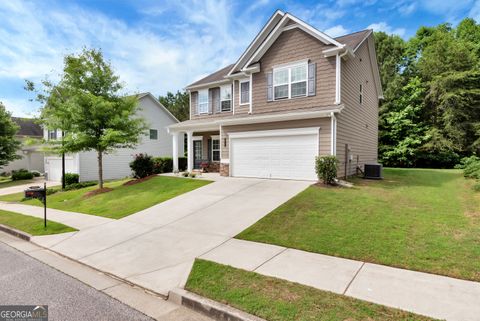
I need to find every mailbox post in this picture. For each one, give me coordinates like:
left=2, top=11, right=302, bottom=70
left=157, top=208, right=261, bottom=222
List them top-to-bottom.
left=24, top=183, right=47, bottom=228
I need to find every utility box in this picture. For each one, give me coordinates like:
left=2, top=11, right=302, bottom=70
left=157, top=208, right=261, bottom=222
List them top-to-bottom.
left=364, top=163, right=383, bottom=180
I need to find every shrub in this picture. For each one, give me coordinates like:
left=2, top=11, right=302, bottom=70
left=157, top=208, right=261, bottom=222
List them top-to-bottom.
left=130, top=153, right=155, bottom=178
left=315, top=156, right=338, bottom=184
left=153, top=157, right=173, bottom=174
left=11, top=169, right=34, bottom=181
left=31, top=170, right=41, bottom=177
left=64, top=173, right=79, bottom=186
left=64, top=181, right=97, bottom=191
left=46, top=188, right=57, bottom=196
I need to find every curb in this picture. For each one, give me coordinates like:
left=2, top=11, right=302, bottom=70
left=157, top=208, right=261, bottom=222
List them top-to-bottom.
left=0, top=224, right=31, bottom=241
left=169, top=288, right=266, bottom=321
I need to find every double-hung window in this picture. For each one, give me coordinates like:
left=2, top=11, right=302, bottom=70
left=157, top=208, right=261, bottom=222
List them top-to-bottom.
left=273, top=62, right=308, bottom=100
left=240, top=80, right=250, bottom=105
left=220, top=85, right=232, bottom=112
left=198, top=89, right=209, bottom=114
left=149, top=129, right=158, bottom=140
left=48, top=130, right=57, bottom=140
left=212, top=138, right=220, bottom=161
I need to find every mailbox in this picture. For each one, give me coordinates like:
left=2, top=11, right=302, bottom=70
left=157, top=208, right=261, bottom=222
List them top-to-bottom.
left=25, top=186, right=46, bottom=201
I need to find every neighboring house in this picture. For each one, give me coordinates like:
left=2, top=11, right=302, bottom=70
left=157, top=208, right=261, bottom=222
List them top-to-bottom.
left=167, top=10, right=382, bottom=180
left=43, top=92, right=183, bottom=182
left=1, top=117, right=44, bottom=174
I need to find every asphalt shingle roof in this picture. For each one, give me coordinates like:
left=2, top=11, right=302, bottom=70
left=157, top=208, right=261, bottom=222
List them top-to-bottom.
left=12, top=117, right=43, bottom=137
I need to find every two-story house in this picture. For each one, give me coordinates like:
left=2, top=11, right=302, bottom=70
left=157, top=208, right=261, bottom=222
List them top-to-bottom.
left=168, top=10, right=382, bottom=180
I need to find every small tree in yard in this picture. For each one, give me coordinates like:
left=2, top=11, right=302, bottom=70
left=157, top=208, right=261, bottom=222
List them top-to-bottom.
left=31, top=49, right=146, bottom=189
left=0, top=102, right=21, bottom=169
left=315, top=156, right=338, bottom=185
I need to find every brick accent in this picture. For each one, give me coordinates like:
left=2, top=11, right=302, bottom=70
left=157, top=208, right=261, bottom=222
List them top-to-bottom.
left=220, top=163, right=229, bottom=176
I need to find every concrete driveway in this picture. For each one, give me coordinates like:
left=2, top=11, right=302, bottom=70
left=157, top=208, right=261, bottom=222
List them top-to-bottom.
left=32, top=177, right=311, bottom=296
left=0, top=179, right=58, bottom=196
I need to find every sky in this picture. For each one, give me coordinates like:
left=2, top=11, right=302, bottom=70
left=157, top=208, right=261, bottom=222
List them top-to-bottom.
left=1, top=0, right=479, bottom=117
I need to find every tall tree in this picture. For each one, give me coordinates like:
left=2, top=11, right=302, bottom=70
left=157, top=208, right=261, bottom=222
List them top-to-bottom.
left=35, top=49, right=146, bottom=189
left=158, top=91, right=189, bottom=121
left=0, top=102, right=21, bottom=169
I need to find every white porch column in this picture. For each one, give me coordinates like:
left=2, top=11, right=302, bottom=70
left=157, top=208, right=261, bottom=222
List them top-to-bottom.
left=186, top=130, right=193, bottom=172
left=172, top=132, right=179, bottom=172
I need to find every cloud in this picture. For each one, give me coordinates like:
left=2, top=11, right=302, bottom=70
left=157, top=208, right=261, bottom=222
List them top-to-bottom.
left=0, top=0, right=264, bottom=116
left=470, top=0, right=480, bottom=21
left=398, top=2, right=416, bottom=15
left=367, top=22, right=406, bottom=37
left=324, top=25, right=349, bottom=37
left=1, top=98, right=38, bottom=118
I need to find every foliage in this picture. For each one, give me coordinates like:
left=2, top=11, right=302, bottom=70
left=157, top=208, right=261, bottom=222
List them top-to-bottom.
left=376, top=18, right=480, bottom=168
left=26, top=48, right=147, bottom=189
left=158, top=91, right=189, bottom=121
left=0, top=102, right=21, bottom=169
left=130, top=153, right=155, bottom=178
left=315, top=156, right=338, bottom=184
left=457, top=156, right=480, bottom=180
left=153, top=157, right=173, bottom=174
left=238, top=168, right=480, bottom=281
left=11, top=169, right=34, bottom=181
left=31, top=170, right=41, bottom=177
left=64, top=173, right=79, bottom=186
left=0, top=177, right=211, bottom=219
left=63, top=181, right=97, bottom=191
left=0, top=209, right=76, bottom=236
left=186, top=259, right=433, bottom=321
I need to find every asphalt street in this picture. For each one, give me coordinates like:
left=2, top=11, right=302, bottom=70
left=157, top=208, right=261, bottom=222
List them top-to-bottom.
left=0, top=242, right=153, bottom=321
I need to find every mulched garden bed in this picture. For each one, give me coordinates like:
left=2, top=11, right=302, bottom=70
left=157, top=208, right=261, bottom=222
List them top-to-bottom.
left=122, top=174, right=156, bottom=186
left=83, top=187, right=113, bottom=198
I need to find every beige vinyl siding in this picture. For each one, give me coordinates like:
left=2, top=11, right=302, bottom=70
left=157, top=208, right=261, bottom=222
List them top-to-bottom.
left=251, top=28, right=336, bottom=115
left=336, top=35, right=379, bottom=178
left=190, top=85, right=234, bottom=119
left=221, top=118, right=331, bottom=160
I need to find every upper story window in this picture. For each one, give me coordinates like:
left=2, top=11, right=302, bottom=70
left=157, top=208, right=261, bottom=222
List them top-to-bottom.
left=273, top=62, right=307, bottom=100
left=240, top=80, right=250, bottom=105
left=220, top=85, right=232, bottom=112
left=198, top=89, right=209, bottom=114
left=149, top=129, right=158, bottom=140
left=48, top=130, right=57, bottom=140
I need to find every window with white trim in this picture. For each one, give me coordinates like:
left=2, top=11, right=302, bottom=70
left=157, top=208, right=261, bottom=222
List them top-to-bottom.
left=273, top=63, right=307, bottom=100
left=240, top=80, right=250, bottom=104
left=220, top=85, right=232, bottom=112
left=198, top=89, right=209, bottom=114
left=149, top=129, right=158, bottom=140
left=48, top=130, right=57, bottom=140
left=212, top=138, right=220, bottom=161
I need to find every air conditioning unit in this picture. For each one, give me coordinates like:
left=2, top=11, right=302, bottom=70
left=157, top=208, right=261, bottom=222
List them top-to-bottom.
left=364, top=163, right=383, bottom=180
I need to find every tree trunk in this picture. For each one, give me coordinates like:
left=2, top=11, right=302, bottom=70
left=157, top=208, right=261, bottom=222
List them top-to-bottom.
left=97, top=150, right=103, bottom=189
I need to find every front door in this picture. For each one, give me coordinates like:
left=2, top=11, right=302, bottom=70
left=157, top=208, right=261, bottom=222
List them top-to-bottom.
left=193, top=140, right=203, bottom=169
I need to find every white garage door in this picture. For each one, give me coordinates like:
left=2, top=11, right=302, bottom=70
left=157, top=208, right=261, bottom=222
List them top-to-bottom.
left=230, top=128, right=319, bottom=180
left=45, top=157, right=76, bottom=182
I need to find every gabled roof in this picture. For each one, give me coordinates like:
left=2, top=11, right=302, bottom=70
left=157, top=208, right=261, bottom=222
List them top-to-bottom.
left=335, top=29, right=372, bottom=51
left=186, top=64, right=234, bottom=89
left=135, top=92, right=180, bottom=123
left=12, top=117, right=43, bottom=137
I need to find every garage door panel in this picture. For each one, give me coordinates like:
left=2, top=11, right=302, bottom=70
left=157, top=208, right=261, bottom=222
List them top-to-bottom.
left=231, top=133, right=317, bottom=180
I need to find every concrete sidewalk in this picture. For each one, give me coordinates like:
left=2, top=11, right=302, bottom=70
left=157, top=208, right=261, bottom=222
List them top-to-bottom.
left=21, top=177, right=311, bottom=297
left=0, top=179, right=58, bottom=196
left=0, top=202, right=113, bottom=230
left=200, top=238, right=480, bottom=321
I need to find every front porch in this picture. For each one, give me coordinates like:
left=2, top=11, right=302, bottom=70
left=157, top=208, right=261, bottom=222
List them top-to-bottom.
left=170, top=127, right=222, bottom=174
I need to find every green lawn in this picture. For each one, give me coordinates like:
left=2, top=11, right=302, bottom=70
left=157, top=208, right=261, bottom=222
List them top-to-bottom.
left=238, top=168, right=480, bottom=282
left=0, top=176, right=211, bottom=219
left=0, top=177, right=36, bottom=188
left=0, top=209, right=77, bottom=236
left=186, top=259, right=436, bottom=321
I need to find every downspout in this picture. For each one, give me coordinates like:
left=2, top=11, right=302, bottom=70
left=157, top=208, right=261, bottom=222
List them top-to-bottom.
left=335, top=50, right=349, bottom=105
left=330, top=111, right=337, bottom=156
